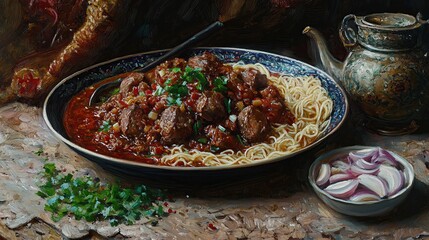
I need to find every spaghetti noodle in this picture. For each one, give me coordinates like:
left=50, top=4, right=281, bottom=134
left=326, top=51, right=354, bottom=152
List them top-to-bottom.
left=64, top=53, right=333, bottom=167
left=161, top=62, right=333, bottom=166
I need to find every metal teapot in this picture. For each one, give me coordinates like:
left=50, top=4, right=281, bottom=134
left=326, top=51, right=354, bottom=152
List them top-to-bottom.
left=303, top=13, right=429, bottom=135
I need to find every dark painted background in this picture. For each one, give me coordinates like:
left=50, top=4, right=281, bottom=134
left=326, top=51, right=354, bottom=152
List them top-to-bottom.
left=0, top=0, right=428, bottom=104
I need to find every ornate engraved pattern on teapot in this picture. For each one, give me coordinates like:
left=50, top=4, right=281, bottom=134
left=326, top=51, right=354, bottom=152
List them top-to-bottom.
left=304, top=13, right=429, bottom=135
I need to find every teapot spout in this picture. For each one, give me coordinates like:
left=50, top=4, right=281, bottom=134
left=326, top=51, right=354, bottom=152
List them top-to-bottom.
left=303, top=26, right=344, bottom=81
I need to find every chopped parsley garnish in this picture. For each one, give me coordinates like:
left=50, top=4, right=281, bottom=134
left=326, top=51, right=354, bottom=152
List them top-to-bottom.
left=154, top=66, right=216, bottom=106
left=181, top=66, right=208, bottom=91
left=181, top=66, right=196, bottom=83
left=171, top=67, right=181, bottom=73
left=195, top=72, right=208, bottom=91
left=213, top=76, right=228, bottom=92
left=164, top=79, right=173, bottom=86
left=101, top=81, right=122, bottom=103
left=164, top=83, right=188, bottom=106
left=164, top=84, right=188, bottom=97
left=154, top=85, right=165, bottom=96
left=109, top=87, right=120, bottom=96
left=100, top=96, right=108, bottom=103
left=166, top=96, right=183, bottom=106
left=224, top=98, right=232, bottom=114
left=99, top=120, right=111, bottom=132
left=193, top=120, right=202, bottom=134
left=218, top=125, right=226, bottom=132
left=236, top=134, right=245, bottom=145
left=197, top=137, right=208, bottom=144
left=210, top=146, right=220, bottom=152
left=34, top=148, right=44, bottom=156
left=36, top=163, right=170, bottom=226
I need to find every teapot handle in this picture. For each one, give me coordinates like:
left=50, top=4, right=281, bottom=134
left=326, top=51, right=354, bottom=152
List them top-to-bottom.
left=417, top=12, right=429, bottom=25
left=339, top=14, right=357, bottom=48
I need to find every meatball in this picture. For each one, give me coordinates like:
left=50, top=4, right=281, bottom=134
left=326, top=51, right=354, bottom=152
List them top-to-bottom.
left=188, top=52, right=223, bottom=75
left=154, top=58, right=187, bottom=85
left=240, top=68, right=268, bottom=90
left=119, top=72, right=145, bottom=95
left=138, top=81, right=149, bottom=93
left=260, top=85, right=295, bottom=125
left=260, top=85, right=282, bottom=99
left=196, top=91, right=226, bottom=122
left=119, top=105, right=146, bottom=137
left=160, top=106, right=194, bottom=144
left=238, top=106, right=269, bottom=142
left=206, top=125, right=240, bottom=151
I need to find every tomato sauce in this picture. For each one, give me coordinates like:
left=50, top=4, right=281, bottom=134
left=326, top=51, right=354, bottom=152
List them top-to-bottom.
left=63, top=53, right=295, bottom=166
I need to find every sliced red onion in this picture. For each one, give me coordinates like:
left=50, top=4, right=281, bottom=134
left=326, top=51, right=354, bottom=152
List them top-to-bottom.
left=315, top=147, right=408, bottom=202
left=348, top=148, right=378, bottom=162
left=370, top=148, right=380, bottom=162
left=374, top=148, right=398, bottom=167
left=354, top=158, right=379, bottom=170
left=331, top=160, right=350, bottom=174
left=316, top=163, right=330, bottom=186
left=349, top=164, right=380, bottom=176
left=377, top=164, right=404, bottom=196
left=329, top=173, right=355, bottom=184
left=357, top=174, right=388, bottom=198
left=324, top=179, right=359, bottom=199
left=349, top=189, right=381, bottom=202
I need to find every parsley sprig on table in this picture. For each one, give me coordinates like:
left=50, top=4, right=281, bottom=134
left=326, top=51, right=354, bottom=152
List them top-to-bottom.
left=36, top=163, right=170, bottom=226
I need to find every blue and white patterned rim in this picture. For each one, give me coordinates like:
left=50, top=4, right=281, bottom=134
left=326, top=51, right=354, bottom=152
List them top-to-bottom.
left=43, top=47, right=349, bottom=171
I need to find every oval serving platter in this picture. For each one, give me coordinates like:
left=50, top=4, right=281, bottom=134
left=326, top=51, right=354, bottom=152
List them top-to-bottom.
left=43, top=47, right=348, bottom=183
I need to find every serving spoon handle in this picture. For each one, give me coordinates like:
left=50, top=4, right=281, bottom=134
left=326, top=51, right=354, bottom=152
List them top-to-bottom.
left=89, top=21, right=223, bottom=106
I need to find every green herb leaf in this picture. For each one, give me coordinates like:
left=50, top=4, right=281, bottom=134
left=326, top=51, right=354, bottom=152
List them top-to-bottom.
left=181, top=66, right=208, bottom=91
left=182, top=66, right=195, bottom=83
left=171, top=67, right=181, bottom=73
left=194, top=71, right=208, bottom=91
left=213, top=76, right=228, bottom=92
left=164, top=79, right=173, bottom=86
left=165, top=84, right=188, bottom=97
left=154, top=85, right=165, bottom=96
left=109, top=87, right=120, bottom=96
left=100, top=96, right=108, bottom=103
left=166, top=96, right=183, bottom=106
left=166, top=96, right=175, bottom=106
left=224, top=98, right=232, bottom=114
left=98, top=120, right=111, bottom=132
left=193, top=120, right=202, bottom=135
left=218, top=125, right=226, bottom=132
left=236, top=134, right=244, bottom=145
left=197, top=137, right=208, bottom=144
left=210, top=146, right=220, bottom=152
left=34, top=148, right=44, bottom=156
left=36, top=163, right=171, bottom=226
left=44, top=163, right=57, bottom=177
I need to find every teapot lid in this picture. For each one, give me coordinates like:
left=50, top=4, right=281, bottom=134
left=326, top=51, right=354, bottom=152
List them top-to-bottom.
left=352, top=13, right=428, bottom=51
left=357, top=13, right=421, bottom=30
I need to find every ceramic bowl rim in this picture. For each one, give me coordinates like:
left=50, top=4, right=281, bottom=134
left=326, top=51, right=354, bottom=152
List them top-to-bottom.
left=43, top=47, right=349, bottom=172
left=308, top=145, right=415, bottom=206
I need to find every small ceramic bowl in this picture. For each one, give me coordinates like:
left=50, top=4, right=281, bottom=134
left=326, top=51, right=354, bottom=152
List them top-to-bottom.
left=308, top=146, right=415, bottom=217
